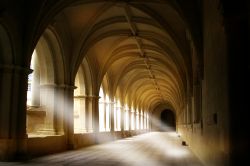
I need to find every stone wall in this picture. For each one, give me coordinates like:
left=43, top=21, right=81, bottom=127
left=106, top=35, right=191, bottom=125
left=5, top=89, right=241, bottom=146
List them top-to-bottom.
left=177, top=0, right=230, bottom=166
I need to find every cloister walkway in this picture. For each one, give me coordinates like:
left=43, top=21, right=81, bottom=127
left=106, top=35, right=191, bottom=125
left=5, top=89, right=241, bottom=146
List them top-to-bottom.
left=0, top=132, right=203, bottom=166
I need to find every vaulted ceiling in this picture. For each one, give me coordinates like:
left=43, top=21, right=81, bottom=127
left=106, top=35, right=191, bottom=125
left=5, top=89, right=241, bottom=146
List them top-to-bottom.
left=28, top=0, right=202, bottom=114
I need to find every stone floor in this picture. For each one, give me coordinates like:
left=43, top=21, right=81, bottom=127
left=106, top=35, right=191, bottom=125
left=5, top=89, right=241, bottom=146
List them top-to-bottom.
left=0, top=132, right=203, bottom=166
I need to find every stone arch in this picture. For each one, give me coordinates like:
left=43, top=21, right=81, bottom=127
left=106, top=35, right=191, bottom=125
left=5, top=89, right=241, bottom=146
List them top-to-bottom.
left=43, top=27, right=65, bottom=84
left=26, top=28, right=65, bottom=136
left=35, top=35, right=55, bottom=84
left=73, top=56, right=94, bottom=133
left=81, top=58, right=93, bottom=96
left=73, top=65, right=86, bottom=133
left=151, top=104, right=176, bottom=131
left=160, top=109, right=176, bottom=131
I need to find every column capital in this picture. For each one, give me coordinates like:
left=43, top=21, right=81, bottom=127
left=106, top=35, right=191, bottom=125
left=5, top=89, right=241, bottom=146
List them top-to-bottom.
left=0, top=64, right=33, bottom=74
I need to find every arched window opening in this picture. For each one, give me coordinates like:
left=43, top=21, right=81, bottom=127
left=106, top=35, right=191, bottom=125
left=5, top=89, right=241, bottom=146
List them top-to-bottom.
left=26, top=38, right=58, bottom=136
left=27, top=50, right=40, bottom=107
left=74, top=70, right=86, bottom=133
left=99, top=86, right=106, bottom=132
left=105, top=94, right=111, bottom=131
left=114, top=99, right=121, bottom=131
left=124, top=105, right=129, bottom=131
left=131, top=108, right=135, bottom=130
left=136, top=109, right=139, bottom=130
left=140, top=110, right=143, bottom=129
left=143, top=111, right=147, bottom=129
left=146, top=113, right=149, bottom=129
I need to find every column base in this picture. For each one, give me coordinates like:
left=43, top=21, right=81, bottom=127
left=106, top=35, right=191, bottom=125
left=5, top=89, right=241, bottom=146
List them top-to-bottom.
left=0, top=138, right=28, bottom=161
left=0, top=139, right=15, bottom=161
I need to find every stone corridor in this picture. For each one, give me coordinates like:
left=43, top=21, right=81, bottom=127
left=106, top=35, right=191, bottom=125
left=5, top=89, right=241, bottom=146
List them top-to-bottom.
left=1, top=0, right=249, bottom=165
left=0, top=132, right=203, bottom=166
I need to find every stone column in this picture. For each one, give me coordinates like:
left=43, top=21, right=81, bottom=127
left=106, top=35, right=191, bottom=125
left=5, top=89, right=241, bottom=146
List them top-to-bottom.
left=0, top=65, right=32, bottom=160
left=38, top=84, right=67, bottom=135
left=39, top=84, right=56, bottom=135
left=54, top=85, right=65, bottom=135
left=63, top=85, right=75, bottom=150
left=73, top=95, right=86, bottom=133
left=79, top=96, right=86, bottom=133
left=85, top=96, right=100, bottom=133
left=85, top=96, right=91, bottom=132
left=91, top=96, right=100, bottom=133
left=110, top=100, right=115, bottom=132
left=120, top=106, right=124, bottom=132
left=129, top=110, right=132, bottom=131
left=133, top=111, right=136, bottom=130
left=138, top=111, right=142, bottom=130
left=141, top=111, right=144, bottom=130
left=147, top=113, right=150, bottom=131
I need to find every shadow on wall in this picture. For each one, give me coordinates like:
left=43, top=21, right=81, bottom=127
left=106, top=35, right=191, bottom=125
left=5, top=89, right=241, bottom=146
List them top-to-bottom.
left=160, top=109, right=176, bottom=132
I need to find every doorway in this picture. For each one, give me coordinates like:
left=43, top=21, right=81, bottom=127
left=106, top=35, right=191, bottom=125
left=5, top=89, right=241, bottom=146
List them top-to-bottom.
left=160, top=109, right=176, bottom=131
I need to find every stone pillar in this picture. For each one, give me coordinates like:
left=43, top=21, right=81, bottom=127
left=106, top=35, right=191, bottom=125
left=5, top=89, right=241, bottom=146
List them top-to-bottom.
left=0, top=65, right=32, bottom=160
left=38, top=84, right=66, bottom=135
left=39, top=84, right=56, bottom=135
left=54, top=85, right=65, bottom=135
left=63, top=85, right=75, bottom=150
left=73, top=95, right=86, bottom=133
left=79, top=96, right=86, bottom=133
left=85, top=96, right=99, bottom=133
left=85, top=96, right=91, bottom=132
left=91, top=96, right=100, bottom=133
left=110, top=100, right=115, bottom=132
left=115, top=106, right=118, bottom=131
left=120, top=106, right=124, bottom=132
left=129, top=110, right=132, bottom=131
left=133, top=111, right=136, bottom=130
left=138, top=111, right=142, bottom=130
left=141, top=111, right=144, bottom=130
left=147, top=113, right=150, bottom=131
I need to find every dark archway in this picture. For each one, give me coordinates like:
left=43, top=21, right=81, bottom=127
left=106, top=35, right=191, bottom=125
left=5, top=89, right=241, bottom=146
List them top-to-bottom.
left=160, top=109, right=176, bottom=131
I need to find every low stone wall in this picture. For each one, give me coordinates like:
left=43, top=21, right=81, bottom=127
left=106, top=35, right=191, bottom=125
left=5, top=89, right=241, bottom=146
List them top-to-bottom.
left=26, top=107, right=46, bottom=133
left=27, top=130, right=149, bottom=158
left=27, top=135, right=66, bottom=158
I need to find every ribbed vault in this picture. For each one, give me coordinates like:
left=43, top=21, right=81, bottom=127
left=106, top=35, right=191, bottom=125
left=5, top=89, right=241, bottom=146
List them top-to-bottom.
left=39, top=0, right=201, bottom=118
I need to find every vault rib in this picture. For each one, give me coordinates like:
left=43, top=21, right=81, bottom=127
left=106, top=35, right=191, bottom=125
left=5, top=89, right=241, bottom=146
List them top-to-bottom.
left=123, top=5, right=165, bottom=103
